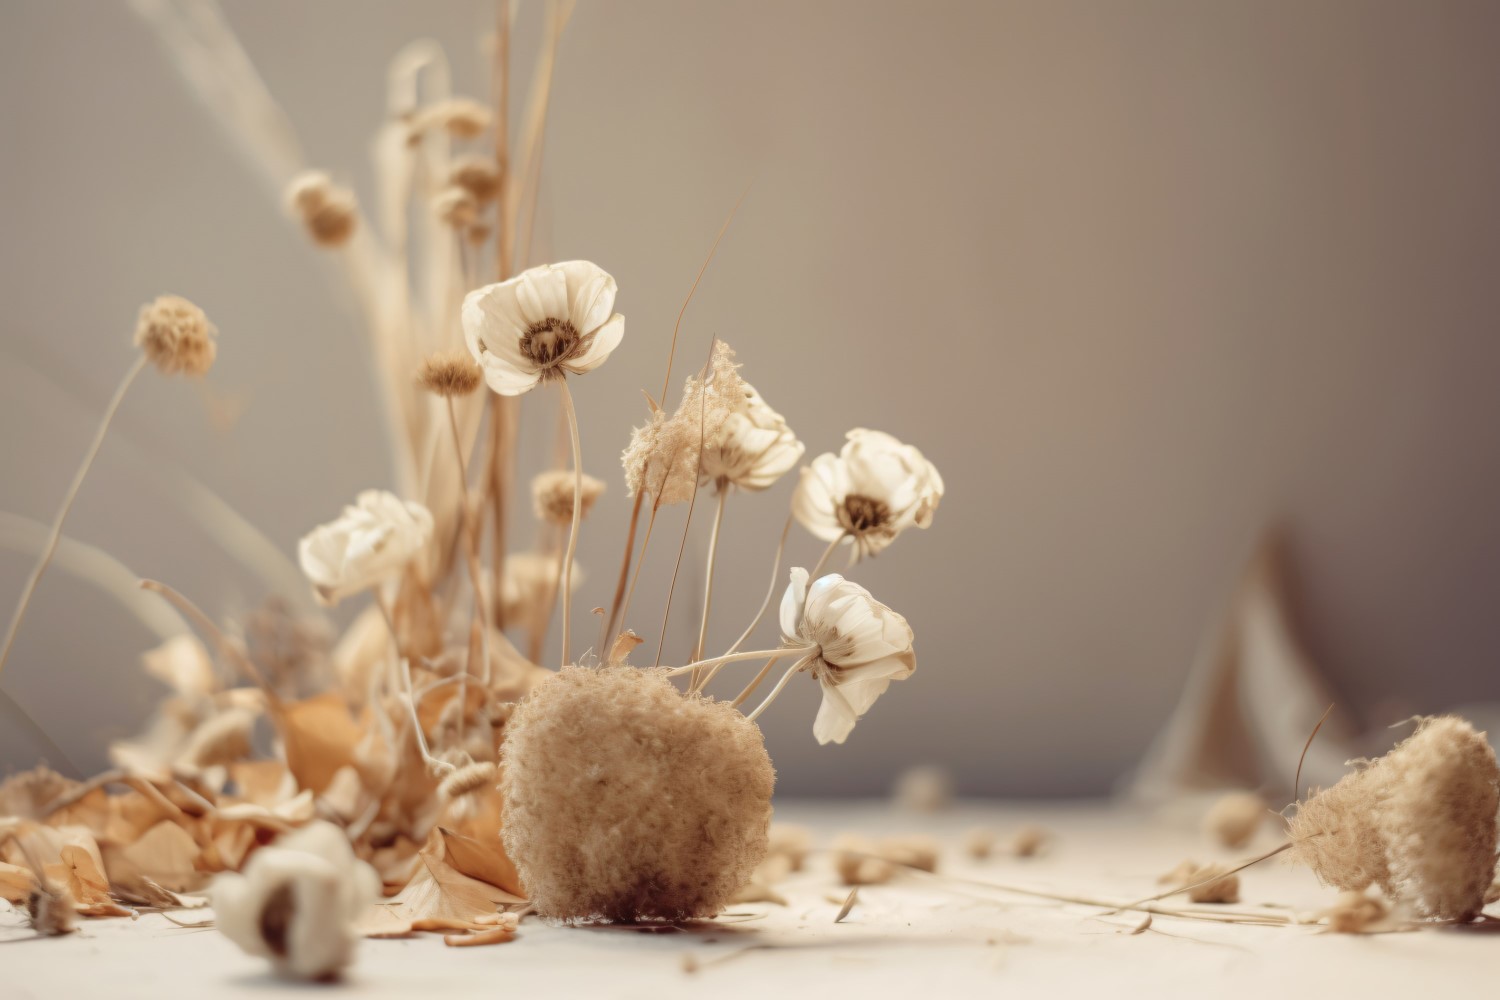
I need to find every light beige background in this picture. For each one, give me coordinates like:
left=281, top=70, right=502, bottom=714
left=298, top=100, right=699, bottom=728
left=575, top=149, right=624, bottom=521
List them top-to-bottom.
left=2, top=1, right=1498, bottom=795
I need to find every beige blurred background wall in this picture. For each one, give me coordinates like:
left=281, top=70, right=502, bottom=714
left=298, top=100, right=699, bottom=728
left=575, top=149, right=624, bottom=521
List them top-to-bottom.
left=2, top=0, right=1498, bottom=796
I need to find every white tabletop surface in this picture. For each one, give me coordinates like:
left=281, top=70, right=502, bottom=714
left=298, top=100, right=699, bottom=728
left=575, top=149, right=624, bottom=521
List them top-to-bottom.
left=6, top=799, right=1494, bottom=999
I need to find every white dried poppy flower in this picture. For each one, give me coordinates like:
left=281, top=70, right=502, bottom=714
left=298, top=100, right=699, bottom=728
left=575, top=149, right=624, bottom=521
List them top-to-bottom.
left=462, top=260, right=623, bottom=396
left=701, top=382, right=805, bottom=491
left=792, top=429, right=944, bottom=560
left=297, top=490, right=434, bottom=604
left=779, top=567, right=915, bottom=745
left=213, top=821, right=379, bottom=981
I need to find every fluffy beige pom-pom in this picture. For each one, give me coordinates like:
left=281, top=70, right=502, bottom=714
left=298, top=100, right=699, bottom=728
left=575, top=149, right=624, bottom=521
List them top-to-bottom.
left=500, top=666, right=774, bottom=922
left=1290, top=716, right=1500, bottom=921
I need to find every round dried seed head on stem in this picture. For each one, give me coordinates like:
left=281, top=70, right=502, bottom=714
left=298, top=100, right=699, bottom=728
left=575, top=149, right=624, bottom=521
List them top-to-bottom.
left=448, top=154, right=501, bottom=204
left=284, top=170, right=357, bottom=248
left=432, top=185, right=479, bottom=228
left=134, top=295, right=217, bottom=377
left=416, top=350, right=483, bottom=398
left=531, top=469, right=605, bottom=525
left=500, top=665, right=774, bottom=922
left=1204, top=790, right=1267, bottom=849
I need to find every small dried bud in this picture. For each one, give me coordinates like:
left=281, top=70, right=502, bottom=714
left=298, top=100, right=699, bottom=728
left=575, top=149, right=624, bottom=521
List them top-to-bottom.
left=417, top=97, right=492, bottom=140
left=448, top=154, right=502, bottom=204
left=284, top=170, right=358, bottom=247
left=432, top=185, right=478, bottom=228
left=464, top=223, right=492, bottom=247
left=134, top=295, right=218, bottom=377
left=417, top=350, right=483, bottom=398
left=530, top=470, right=606, bottom=525
left=892, top=765, right=952, bottom=812
left=1204, top=791, right=1266, bottom=849
left=1011, top=825, right=1049, bottom=858
left=964, top=828, right=996, bottom=860
left=832, top=835, right=895, bottom=886
left=878, top=835, right=939, bottom=873
left=1176, top=862, right=1240, bottom=904
left=27, top=883, right=76, bottom=936
left=1318, top=889, right=1392, bottom=934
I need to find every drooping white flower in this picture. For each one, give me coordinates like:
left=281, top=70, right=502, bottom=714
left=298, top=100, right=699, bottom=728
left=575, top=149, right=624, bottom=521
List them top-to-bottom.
left=462, top=260, right=624, bottom=395
left=701, top=382, right=805, bottom=491
left=792, top=429, right=944, bottom=559
left=297, top=490, right=434, bottom=604
left=779, top=567, right=916, bottom=745
left=213, top=821, right=380, bottom=981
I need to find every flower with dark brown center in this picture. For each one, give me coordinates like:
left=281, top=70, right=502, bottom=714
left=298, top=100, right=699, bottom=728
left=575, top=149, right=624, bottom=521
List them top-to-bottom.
left=461, top=261, right=624, bottom=396
left=792, top=429, right=944, bottom=560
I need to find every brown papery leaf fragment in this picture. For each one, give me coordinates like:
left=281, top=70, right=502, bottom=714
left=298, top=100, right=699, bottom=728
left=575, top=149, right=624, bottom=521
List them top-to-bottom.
left=277, top=692, right=360, bottom=795
left=356, top=837, right=525, bottom=937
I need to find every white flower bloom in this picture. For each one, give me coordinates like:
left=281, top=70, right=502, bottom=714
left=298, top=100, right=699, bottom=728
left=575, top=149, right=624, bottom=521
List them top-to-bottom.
left=462, top=260, right=624, bottom=395
left=701, top=382, right=805, bottom=491
left=792, top=428, right=944, bottom=559
left=298, top=490, right=434, bottom=604
left=779, top=567, right=916, bottom=745
left=213, top=821, right=379, bottom=981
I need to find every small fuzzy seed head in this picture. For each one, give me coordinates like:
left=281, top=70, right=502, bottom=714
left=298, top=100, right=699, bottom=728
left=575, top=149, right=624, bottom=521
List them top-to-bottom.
left=415, top=97, right=492, bottom=140
left=448, top=154, right=501, bottom=204
left=284, top=171, right=358, bottom=247
left=432, top=185, right=478, bottom=228
left=134, top=295, right=217, bottom=377
left=417, top=350, right=483, bottom=397
left=530, top=469, right=605, bottom=525
left=500, top=666, right=774, bottom=922
left=1290, top=715, right=1500, bottom=921
left=1204, top=790, right=1266, bottom=849
left=1183, top=863, right=1240, bottom=904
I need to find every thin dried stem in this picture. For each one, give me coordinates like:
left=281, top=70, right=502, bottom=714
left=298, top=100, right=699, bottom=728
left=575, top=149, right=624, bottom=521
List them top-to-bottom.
left=491, top=0, right=512, bottom=280
left=658, top=188, right=749, bottom=407
left=653, top=339, right=717, bottom=668
left=0, top=356, right=147, bottom=679
left=556, top=380, right=583, bottom=667
left=444, top=398, right=491, bottom=688
left=692, top=485, right=729, bottom=671
left=599, top=489, right=645, bottom=654
left=617, top=503, right=659, bottom=638
left=722, top=512, right=793, bottom=658
left=808, top=532, right=846, bottom=579
left=137, top=578, right=277, bottom=705
left=374, top=592, right=451, bottom=776
left=663, top=646, right=803, bottom=677
left=745, top=653, right=814, bottom=723
left=729, top=654, right=782, bottom=708
left=1295, top=702, right=1336, bottom=802
left=42, top=769, right=126, bottom=818
left=1112, top=842, right=1295, bottom=913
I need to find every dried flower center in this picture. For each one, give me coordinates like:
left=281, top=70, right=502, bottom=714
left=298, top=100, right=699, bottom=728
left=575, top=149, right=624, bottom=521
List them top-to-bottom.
left=521, top=317, right=580, bottom=370
left=839, top=494, right=891, bottom=535
left=259, top=880, right=295, bottom=957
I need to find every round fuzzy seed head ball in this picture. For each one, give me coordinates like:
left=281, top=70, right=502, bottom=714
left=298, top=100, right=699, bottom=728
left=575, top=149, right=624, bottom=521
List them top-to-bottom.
left=134, top=295, right=217, bottom=376
left=500, top=666, right=774, bottom=922
left=1290, top=716, right=1500, bottom=921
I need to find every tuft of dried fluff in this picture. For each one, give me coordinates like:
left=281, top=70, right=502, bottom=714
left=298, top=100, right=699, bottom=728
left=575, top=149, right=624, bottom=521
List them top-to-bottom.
left=448, top=154, right=501, bottom=204
left=284, top=170, right=358, bottom=247
left=135, top=295, right=217, bottom=377
left=622, top=342, right=745, bottom=504
left=417, top=350, right=483, bottom=398
left=531, top=470, right=605, bottom=525
left=500, top=666, right=774, bottom=922
left=1289, top=716, right=1500, bottom=922
left=1204, top=790, right=1266, bottom=849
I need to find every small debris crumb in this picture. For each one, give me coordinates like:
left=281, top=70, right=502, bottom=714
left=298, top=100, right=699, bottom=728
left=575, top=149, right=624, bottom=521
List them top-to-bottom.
left=1203, top=791, right=1266, bottom=849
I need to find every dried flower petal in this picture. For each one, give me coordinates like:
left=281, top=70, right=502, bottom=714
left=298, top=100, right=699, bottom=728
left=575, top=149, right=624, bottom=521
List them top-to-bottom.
left=297, top=491, right=434, bottom=604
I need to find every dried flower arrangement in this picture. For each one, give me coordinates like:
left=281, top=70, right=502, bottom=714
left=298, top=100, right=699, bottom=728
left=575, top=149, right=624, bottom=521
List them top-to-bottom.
left=0, top=0, right=946, bottom=979
left=5, top=2, right=1500, bottom=983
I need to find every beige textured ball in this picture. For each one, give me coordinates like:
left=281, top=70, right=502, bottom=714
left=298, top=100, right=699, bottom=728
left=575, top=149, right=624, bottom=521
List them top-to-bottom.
left=500, top=666, right=774, bottom=922
left=1291, top=716, right=1500, bottom=921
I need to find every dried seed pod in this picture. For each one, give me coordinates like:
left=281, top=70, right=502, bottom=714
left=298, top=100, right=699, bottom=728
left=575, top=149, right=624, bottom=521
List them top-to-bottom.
left=448, top=154, right=502, bottom=204
left=284, top=170, right=358, bottom=247
left=432, top=185, right=478, bottom=227
left=417, top=350, right=483, bottom=398
left=531, top=469, right=605, bottom=525
left=500, top=666, right=774, bottom=922
left=1289, top=716, right=1500, bottom=922
left=1204, top=791, right=1266, bottom=849
left=832, top=835, right=894, bottom=886
left=1183, top=863, right=1240, bottom=904
left=1318, top=889, right=1392, bottom=934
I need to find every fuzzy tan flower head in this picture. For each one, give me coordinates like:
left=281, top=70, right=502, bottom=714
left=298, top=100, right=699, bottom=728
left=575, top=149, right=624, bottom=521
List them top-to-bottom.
left=413, top=97, right=492, bottom=140
left=432, top=185, right=478, bottom=228
left=462, top=261, right=623, bottom=395
left=134, top=295, right=217, bottom=377
left=416, top=350, right=483, bottom=398
left=792, top=429, right=944, bottom=561
left=531, top=469, right=605, bottom=525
